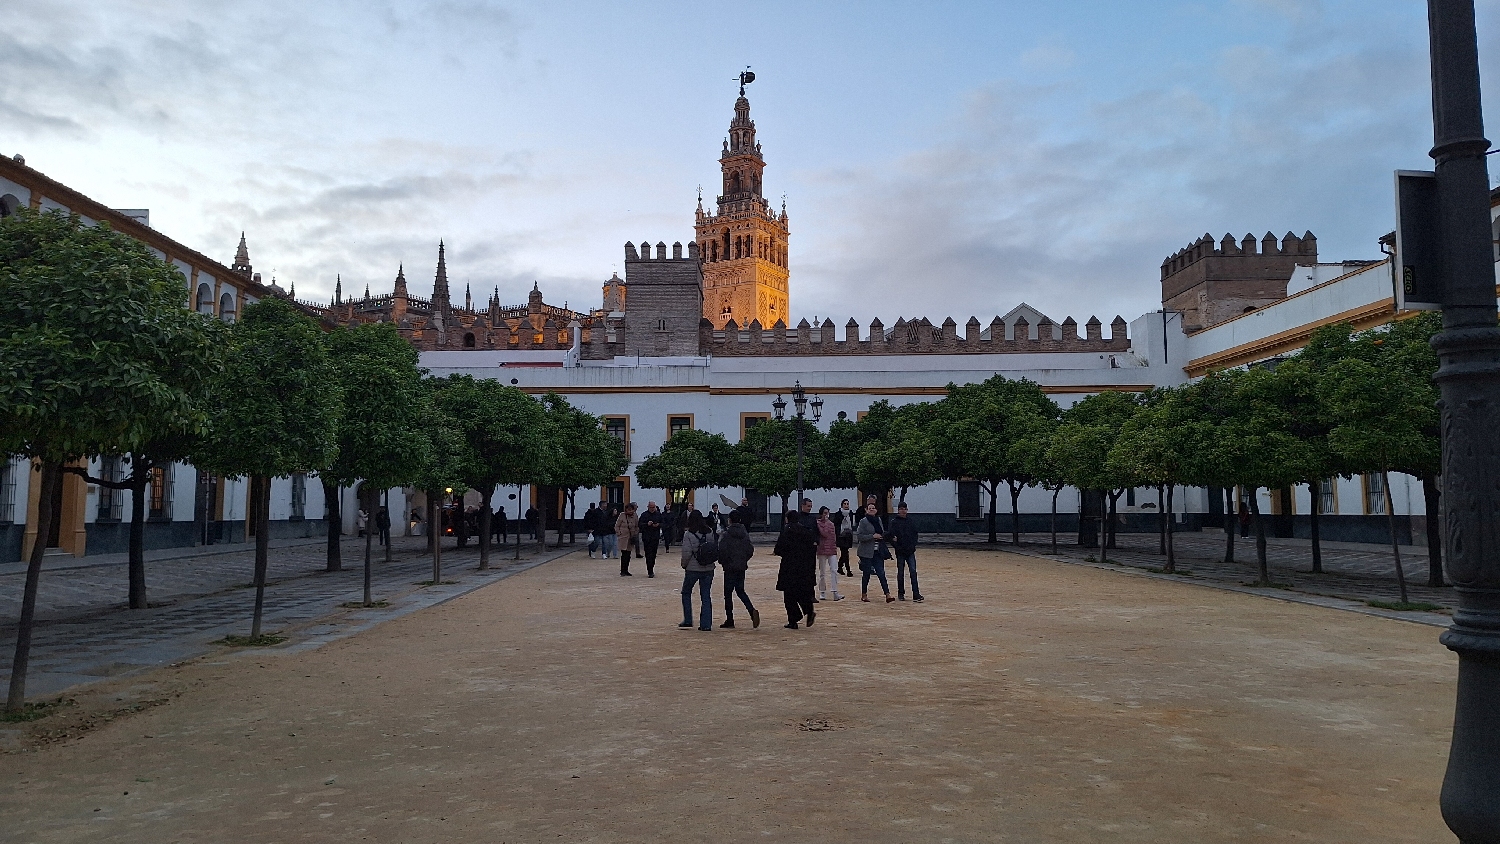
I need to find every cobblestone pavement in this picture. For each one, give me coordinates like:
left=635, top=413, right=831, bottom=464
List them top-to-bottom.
left=921, top=528, right=1454, bottom=623
left=0, top=535, right=573, bottom=700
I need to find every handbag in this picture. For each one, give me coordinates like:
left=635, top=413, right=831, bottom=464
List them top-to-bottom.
left=874, top=541, right=892, bottom=561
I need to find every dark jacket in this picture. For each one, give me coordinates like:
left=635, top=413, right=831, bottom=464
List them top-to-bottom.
left=732, top=505, right=754, bottom=528
left=583, top=506, right=599, bottom=532
left=597, top=507, right=617, bottom=535
left=638, top=508, right=662, bottom=537
left=888, top=515, right=918, bottom=553
left=773, top=521, right=818, bottom=592
left=719, top=523, right=754, bottom=572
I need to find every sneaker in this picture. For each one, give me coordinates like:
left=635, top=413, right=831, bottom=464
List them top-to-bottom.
left=898, top=594, right=907, bottom=601
left=833, top=595, right=845, bottom=601
left=913, top=595, right=925, bottom=603
left=750, top=608, right=761, bottom=628
left=720, top=619, right=735, bottom=629
left=678, top=621, right=693, bottom=628
left=784, top=623, right=799, bottom=630
left=699, top=626, right=712, bottom=631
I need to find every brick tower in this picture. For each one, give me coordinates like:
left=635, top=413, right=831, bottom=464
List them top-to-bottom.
left=695, top=82, right=790, bottom=329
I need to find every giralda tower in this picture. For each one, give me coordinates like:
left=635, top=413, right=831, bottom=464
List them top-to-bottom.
left=694, top=74, right=790, bottom=329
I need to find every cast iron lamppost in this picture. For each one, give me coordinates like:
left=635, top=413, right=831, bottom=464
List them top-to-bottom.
left=1426, top=2, right=1500, bottom=840
left=772, top=382, right=823, bottom=514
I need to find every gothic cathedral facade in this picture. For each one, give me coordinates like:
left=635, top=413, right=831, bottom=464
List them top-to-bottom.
left=694, top=92, right=790, bottom=329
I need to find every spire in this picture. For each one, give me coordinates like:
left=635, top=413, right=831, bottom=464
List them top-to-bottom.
left=231, top=232, right=252, bottom=277
left=432, top=240, right=450, bottom=309
left=393, top=263, right=408, bottom=298
left=334, top=274, right=342, bottom=305
left=288, top=280, right=296, bottom=299
left=364, top=282, right=370, bottom=300
left=465, top=282, right=472, bottom=311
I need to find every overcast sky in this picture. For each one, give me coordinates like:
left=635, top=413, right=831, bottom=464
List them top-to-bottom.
left=4, top=0, right=1498, bottom=325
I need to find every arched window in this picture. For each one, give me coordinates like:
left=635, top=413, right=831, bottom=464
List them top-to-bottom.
left=731, top=172, right=742, bottom=194
left=0, top=194, right=20, bottom=218
left=722, top=229, right=730, bottom=258
left=711, top=241, right=718, bottom=262
left=196, top=283, right=214, bottom=314
left=219, top=292, right=236, bottom=323
left=463, top=332, right=476, bottom=348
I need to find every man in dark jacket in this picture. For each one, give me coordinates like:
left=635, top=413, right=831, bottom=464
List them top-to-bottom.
left=732, top=497, right=755, bottom=531
left=638, top=501, right=664, bottom=577
left=583, top=502, right=599, bottom=556
left=888, top=502, right=924, bottom=602
left=494, top=505, right=509, bottom=546
left=661, top=506, right=676, bottom=550
left=773, top=510, right=819, bottom=629
left=718, top=513, right=759, bottom=628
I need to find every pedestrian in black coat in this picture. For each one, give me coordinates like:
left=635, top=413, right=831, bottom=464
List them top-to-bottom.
left=773, top=510, right=819, bottom=629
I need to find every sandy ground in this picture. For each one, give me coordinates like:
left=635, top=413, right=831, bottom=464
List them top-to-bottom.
left=0, top=547, right=1457, bottom=843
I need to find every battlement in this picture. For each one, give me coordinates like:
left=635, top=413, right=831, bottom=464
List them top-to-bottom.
left=1161, top=231, right=1317, bottom=280
left=625, top=240, right=700, bottom=261
left=581, top=314, right=1130, bottom=359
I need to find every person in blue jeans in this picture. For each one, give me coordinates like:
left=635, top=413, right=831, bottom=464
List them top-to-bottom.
left=887, top=502, right=924, bottom=602
left=855, top=503, right=895, bottom=603
left=678, top=511, right=716, bottom=631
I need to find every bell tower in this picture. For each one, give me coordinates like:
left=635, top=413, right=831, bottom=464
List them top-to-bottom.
left=695, top=73, right=790, bottom=329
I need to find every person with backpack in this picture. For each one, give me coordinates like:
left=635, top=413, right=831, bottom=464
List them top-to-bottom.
left=583, top=502, right=600, bottom=557
left=856, top=502, right=895, bottom=603
left=773, top=508, right=819, bottom=629
left=679, top=510, right=718, bottom=631
left=718, top=512, right=759, bottom=628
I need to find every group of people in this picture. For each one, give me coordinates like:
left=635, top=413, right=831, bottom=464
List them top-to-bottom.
left=596, top=493, right=925, bottom=631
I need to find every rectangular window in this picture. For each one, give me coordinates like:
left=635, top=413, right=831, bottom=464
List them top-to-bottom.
left=740, top=412, right=770, bottom=441
left=668, top=415, right=693, bottom=439
left=603, top=416, right=630, bottom=462
left=96, top=456, right=123, bottom=521
left=0, top=459, right=14, bottom=523
left=148, top=464, right=173, bottom=519
left=290, top=473, right=306, bottom=520
left=1364, top=473, right=1387, bottom=515
left=1318, top=478, right=1337, bottom=514
left=957, top=480, right=982, bottom=520
left=1125, top=487, right=1136, bottom=506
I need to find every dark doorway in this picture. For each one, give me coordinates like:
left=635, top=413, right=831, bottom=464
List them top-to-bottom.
left=46, top=472, right=64, bottom=547
left=605, top=481, right=625, bottom=511
left=745, top=489, right=767, bottom=526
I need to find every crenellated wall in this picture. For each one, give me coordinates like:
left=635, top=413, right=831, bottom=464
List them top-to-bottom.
left=1161, top=230, right=1317, bottom=332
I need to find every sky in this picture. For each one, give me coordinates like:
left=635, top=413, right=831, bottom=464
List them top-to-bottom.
left=4, top=0, right=1498, bottom=326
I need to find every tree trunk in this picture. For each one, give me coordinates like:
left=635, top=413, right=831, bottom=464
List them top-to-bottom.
left=7, top=461, right=62, bottom=713
left=127, top=464, right=149, bottom=609
left=1382, top=469, right=1409, bottom=605
left=250, top=474, right=271, bottom=639
left=1423, top=474, right=1445, bottom=587
left=323, top=477, right=342, bottom=572
left=986, top=481, right=998, bottom=544
left=1008, top=481, right=1022, bottom=545
left=1308, top=481, right=1323, bottom=574
left=477, top=483, right=494, bottom=570
left=1157, top=484, right=1167, bottom=555
left=1164, top=484, right=1176, bottom=573
left=362, top=486, right=375, bottom=606
left=515, top=486, right=523, bottom=561
left=1050, top=487, right=1060, bottom=555
left=1224, top=487, right=1236, bottom=564
left=1249, top=488, right=1270, bottom=586
left=426, top=489, right=437, bottom=557
left=431, top=490, right=443, bottom=585
left=568, top=490, right=578, bottom=545
left=538, top=496, right=549, bottom=553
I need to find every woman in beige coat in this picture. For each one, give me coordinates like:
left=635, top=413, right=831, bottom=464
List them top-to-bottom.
left=616, top=503, right=641, bottom=577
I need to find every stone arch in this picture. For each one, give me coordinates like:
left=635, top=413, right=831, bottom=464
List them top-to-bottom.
left=0, top=194, right=20, bottom=218
left=195, top=283, right=214, bottom=315
left=218, top=292, right=237, bottom=323
left=463, top=332, right=476, bottom=348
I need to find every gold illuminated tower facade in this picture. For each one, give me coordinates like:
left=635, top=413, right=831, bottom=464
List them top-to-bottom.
left=695, top=91, right=790, bottom=329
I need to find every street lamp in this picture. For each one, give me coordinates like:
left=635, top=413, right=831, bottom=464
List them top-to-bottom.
left=1425, top=2, right=1500, bottom=839
left=772, top=381, right=822, bottom=513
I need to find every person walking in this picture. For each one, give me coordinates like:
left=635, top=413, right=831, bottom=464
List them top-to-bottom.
left=732, top=497, right=754, bottom=530
left=832, top=499, right=857, bottom=577
left=597, top=501, right=618, bottom=560
left=638, top=501, right=663, bottom=577
left=583, top=502, right=600, bottom=557
left=616, top=502, right=641, bottom=576
left=856, top=502, right=895, bottom=603
left=888, top=502, right=924, bottom=602
left=708, top=504, right=725, bottom=535
left=494, top=505, right=509, bottom=546
left=375, top=506, right=391, bottom=547
left=524, top=506, right=539, bottom=540
left=661, top=506, right=676, bottom=551
left=814, top=506, right=843, bottom=601
left=356, top=508, right=368, bottom=538
left=774, top=508, right=819, bottom=628
left=679, top=511, right=717, bottom=631
left=718, top=513, right=759, bottom=628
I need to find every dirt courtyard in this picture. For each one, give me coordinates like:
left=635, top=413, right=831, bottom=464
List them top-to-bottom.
left=0, top=547, right=1457, bottom=843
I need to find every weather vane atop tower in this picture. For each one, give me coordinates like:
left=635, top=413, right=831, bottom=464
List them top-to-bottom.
left=737, top=66, right=755, bottom=96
